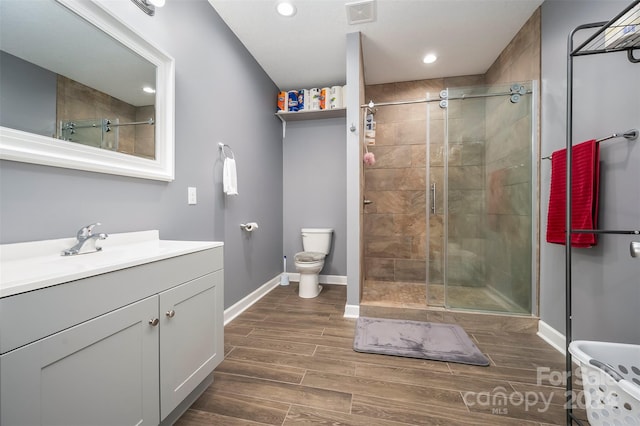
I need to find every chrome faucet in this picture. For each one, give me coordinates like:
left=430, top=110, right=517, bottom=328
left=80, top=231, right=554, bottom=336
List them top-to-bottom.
left=61, top=223, right=108, bottom=256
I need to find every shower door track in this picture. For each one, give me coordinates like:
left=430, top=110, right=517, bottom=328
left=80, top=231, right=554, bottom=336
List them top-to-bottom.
left=360, top=89, right=534, bottom=108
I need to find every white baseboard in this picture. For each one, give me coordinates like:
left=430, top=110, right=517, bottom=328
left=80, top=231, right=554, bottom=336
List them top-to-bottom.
left=286, top=273, right=347, bottom=285
left=223, top=275, right=281, bottom=325
left=343, top=304, right=360, bottom=318
left=537, top=320, right=566, bottom=355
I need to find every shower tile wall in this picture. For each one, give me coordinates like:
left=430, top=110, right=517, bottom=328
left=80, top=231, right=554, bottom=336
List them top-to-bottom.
left=56, top=75, right=155, bottom=158
left=363, top=76, right=485, bottom=293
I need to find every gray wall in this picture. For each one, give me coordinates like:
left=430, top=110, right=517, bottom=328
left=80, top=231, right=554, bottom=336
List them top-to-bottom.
left=0, top=0, right=283, bottom=309
left=540, top=1, right=640, bottom=343
left=345, top=32, right=364, bottom=309
left=0, top=51, right=57, bottom=137
left=283, top=118, right=346, bottom=275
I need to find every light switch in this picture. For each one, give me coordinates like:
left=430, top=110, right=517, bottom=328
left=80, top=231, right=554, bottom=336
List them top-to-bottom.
left=188, top=187, right=197, bottom=205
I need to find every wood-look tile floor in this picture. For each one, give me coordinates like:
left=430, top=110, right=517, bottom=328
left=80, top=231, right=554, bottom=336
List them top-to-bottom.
left=175, top=284, right=586, bottom=425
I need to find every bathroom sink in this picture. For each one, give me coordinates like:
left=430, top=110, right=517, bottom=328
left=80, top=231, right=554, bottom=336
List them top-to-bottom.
left=0, top=230, right=222, bottom=298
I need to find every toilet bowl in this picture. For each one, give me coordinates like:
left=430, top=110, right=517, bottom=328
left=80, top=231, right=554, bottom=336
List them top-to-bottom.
left=294, top=228, right=333, bottom=298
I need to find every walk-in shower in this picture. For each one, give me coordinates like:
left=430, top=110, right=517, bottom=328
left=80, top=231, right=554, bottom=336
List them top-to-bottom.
left=362, top=81, right=537, bottom=316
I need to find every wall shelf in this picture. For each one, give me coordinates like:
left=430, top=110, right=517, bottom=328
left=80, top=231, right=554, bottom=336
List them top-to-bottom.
left=571, top=1, right=640, bottom=61
left=275, top=108, right=346, bottom=137
left=276, top=108, right=346, bottom=122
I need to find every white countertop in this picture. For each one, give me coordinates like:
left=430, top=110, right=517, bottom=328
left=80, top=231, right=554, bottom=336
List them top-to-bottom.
left=0, top=230, right=223, bottom=298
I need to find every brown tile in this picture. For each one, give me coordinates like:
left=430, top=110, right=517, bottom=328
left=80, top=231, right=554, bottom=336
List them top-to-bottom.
left=365, top=83, right=399, bottom=103
left=396, top=119, right=427, bottom=144
left=369, top=122, right=396, bottom=145
left=411, top=144, right=426, bottom=167
left=368, top=145, right=412, bottom=168
left=364, top=168, right=425, bottom=191
left=364, top=190, right=425, bottom=214
left=364, top=214, right=396, bottom=236
left=364, top=235, right=413, bottom=258
left=364, top=258, right=395, bottom=281
left=394, top=259, right=426, bottom=282
left=248, top=327, right=354, bottom=349
left=225, top=334, right=318, bottom=356
left=227, top=346, right=356, bottom=376
left=215, top=358, right=305, bottom=384
left=354, top=363, right=512, bottom=394
left=301, top=370, right=466, bottom=410
left=212, top=372, right=352, bottom=413
left=189, top=389, right=289, bottom=424
left=465, top=393, right=566, bottom=425
left=351, top=394, right=542, bottom=426
left=284, top=404, right=405, bottom=426
left=175, top=408, right=268, bottom=425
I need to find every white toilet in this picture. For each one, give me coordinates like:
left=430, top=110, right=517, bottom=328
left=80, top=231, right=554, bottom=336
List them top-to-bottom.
left=294, top=228, right=333, bottom=298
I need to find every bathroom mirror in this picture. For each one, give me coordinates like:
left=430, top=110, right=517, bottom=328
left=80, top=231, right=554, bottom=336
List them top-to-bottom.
left=0, top=0, right=175, bottom=181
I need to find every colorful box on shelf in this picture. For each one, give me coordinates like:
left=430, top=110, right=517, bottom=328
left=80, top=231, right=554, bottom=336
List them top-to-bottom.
left=277, top=85, right=346, bottom=113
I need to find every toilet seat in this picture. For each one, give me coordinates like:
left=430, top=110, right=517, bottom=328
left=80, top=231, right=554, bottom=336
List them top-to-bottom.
left=294, top=251, right=325, bottom=263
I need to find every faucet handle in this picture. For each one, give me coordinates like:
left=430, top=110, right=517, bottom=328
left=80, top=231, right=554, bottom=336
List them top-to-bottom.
left=78, top=222, right=101, bottom=238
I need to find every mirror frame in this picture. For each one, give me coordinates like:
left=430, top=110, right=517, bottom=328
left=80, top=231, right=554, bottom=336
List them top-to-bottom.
left=0, top=0, right=175, bottom=181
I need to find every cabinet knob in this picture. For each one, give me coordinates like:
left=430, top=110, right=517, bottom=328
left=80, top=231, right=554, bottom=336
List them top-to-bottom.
left=166, top=309, right=175, bottom=318
left=149, top=318, right=159, bottom=326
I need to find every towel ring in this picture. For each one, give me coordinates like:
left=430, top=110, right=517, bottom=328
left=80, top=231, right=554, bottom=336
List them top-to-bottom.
left=218, top=142, right=235, bottom=159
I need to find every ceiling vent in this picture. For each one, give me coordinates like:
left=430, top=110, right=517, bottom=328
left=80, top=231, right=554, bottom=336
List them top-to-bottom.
left=345, top=0, right=376, bottom=25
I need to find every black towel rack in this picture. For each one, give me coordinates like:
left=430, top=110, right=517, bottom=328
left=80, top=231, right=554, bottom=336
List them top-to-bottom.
left=564, top=2, right=640, bottom=425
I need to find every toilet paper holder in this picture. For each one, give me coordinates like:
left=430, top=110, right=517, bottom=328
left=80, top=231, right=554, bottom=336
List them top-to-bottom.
left=240, top=222, right=259, bottom=232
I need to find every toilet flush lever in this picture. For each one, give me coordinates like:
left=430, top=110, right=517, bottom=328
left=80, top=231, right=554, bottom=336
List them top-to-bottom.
left=631, top=241, right=640, bottom=258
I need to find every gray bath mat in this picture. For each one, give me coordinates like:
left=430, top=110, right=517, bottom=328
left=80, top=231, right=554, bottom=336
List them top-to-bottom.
left=353, top=317, right=490, bottom=366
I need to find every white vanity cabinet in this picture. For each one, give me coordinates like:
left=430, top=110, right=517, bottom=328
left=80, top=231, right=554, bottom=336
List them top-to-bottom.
left=0, top=240, right=224, bottom=426
left=159, top=270, right=223, bottom=419
left=1, top=296, right=161, bottom=426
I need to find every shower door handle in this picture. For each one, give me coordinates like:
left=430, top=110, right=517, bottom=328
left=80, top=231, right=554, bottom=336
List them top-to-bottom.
left=430, top=183, right=436, bottom=215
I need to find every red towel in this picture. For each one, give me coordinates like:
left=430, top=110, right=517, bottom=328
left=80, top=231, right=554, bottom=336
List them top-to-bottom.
left=546, top=139, right=600, bottom=247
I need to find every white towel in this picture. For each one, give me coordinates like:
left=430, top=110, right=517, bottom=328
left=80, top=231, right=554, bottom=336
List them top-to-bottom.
left=223, top=157, right=238, bottom=195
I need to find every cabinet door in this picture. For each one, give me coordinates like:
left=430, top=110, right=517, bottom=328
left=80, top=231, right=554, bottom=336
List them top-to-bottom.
left=159, top=270, right=224, bottom=419
left=0, top=296, right=160, bottom=426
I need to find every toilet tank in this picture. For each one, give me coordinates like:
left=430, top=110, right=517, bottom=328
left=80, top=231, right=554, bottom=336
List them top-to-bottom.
left=301, top=228, right=333, bottom=254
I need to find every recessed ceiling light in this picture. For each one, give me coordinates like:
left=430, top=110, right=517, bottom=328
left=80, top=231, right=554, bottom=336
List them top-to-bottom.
left=276, top=1, right=296, bottom=17
left=423, top=53, right=438, bottom=64
left=143, top=86, right=156, bottom=94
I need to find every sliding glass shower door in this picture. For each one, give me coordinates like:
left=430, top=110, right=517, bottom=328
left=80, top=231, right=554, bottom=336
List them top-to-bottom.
left=427, top=82, right=536, bottom=315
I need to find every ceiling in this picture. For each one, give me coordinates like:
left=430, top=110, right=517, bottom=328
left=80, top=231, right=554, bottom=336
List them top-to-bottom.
left=208, top=0, right=543, bottom=90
